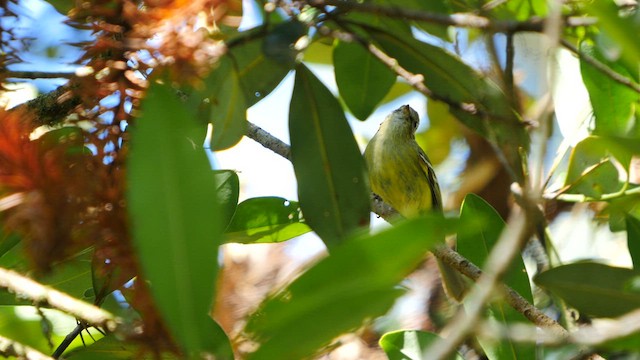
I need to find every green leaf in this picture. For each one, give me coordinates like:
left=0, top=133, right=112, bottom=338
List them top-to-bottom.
left=43, top=0, right=74, bottom=15
left=373, top=0, right=452, bottom=39
left=589, top=1, right=640, bottom=75
left=228, top=21, right=305, bottom=106
left=366, top=26, right=484, bottom=106
left=333, top=40, right=396, bottom=120
left=580, top=42, right=638, bottom=138
left=190, top=56, right=247, bottom=150
left=210, top=63, right=247, bottom=151
left=289, top=64, right=370, bottom=247
left=128, top=81, right=227, bottom=356
left=564, top=137, right=623, bottom=197
left=214, top=170, right=240, bottom=230
left=458, top=194, right=533, bottom=360
left=224, top=197, right=310, bottom=243
left=244, top=215, right=456, bottom=360
left=626, top=216, right=640, bottom=270
left=0, top=230, right=20, bottom=258
left=0, top=246, right=94, bottom=305
left=535, top=262, right=640, bottom=317
left=380, top=330, right=463, bottom=360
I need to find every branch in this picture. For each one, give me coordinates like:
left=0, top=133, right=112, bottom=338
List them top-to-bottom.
left=307, top=0, right=597, bottom=32
left=320, top=24, right=484, bottom=120
left=561, top=39, right=640, bottom=94
left=5, top=71, right=75, bottom=80
left=241, top=120, right=566, bottom=333
left=246, top=122, right=291, bottom=160
left=424, top=207, right=537, bottom=359
left=432, top=246, right=566, bottom=334
left=0, top=267, right=119, bottom=332
left=0, top=335, right=54, bottom=360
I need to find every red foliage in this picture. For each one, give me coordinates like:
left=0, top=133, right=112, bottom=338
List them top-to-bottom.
left=0, top=0, right=243, bottom=352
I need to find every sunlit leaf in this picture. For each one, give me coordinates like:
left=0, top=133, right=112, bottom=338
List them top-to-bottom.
left=589, top=1, right=640, bottom=75
left=333, top=40, right=396, bottom=120
left=580, top=41, right=638, bottom=138
left=289, top=64, right=370, bottom=247
left=128, top=81, right=229, bottom=356
left=564, top=137, right=623, bottom=197
left=224, top=197, right=310, bottom=243
left=244, top=215, right=456, bottom=359
left=535, top=262, right=640, bottom=317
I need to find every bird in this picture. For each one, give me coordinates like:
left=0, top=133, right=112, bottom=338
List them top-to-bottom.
left=364, top=104, right=466, bottom=301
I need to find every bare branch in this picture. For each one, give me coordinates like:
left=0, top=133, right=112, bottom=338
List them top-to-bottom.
left=308, top=0, right=597, bottom=32
left=561, top=39, right=640, bottom=94
left=5, top=71, right=75, bottom=80
left=246, top=122, right=291, bottom=160
left=0, top=267, right=119, bottom=332
left=0, top=335, right=54, bottom=360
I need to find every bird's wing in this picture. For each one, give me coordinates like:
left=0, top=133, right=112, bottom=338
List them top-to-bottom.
left=418, top=147, right=442, bottom=211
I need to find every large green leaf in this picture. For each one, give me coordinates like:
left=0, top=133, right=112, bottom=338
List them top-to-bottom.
left=333, top=40, right=397, bottom=120
left=580, top=42, right=638, bottom=138
left=289, top=64, right=370, bottom=247
left=128, top=81, right=229, bottom=356
left=458, top=194, right=533, bottom=360
left=224, top=197, right=310, bottom=243
left=244, top=215, right=455, bottom=359
left=535, top=262, right=640, bottom=318
left=380, top=330, right=463, bottom=360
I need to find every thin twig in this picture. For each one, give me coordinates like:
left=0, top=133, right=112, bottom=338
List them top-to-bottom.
left=307, top=0, right=597, bottom=32
left=505, top=32, right=516, bottom=103
left=561, top=39, right=640, bottom=94
left=5, top=71, right=75, bottom=80
left=0, top=267, right=119, bottom=331
left=52, top=323, right=85, bottom=359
